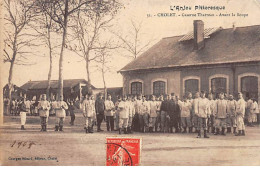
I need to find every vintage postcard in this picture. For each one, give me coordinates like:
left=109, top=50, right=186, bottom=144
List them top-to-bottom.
left=0, top=0, right=260, bottom=166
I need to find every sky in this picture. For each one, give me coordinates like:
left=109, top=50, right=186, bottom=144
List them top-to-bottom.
left=1, top=0, right=260, bottom=89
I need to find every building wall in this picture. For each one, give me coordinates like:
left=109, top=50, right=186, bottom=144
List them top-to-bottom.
left=122, top=63, right=260, bottom=101
left=123, top=70, right=181, bottom=96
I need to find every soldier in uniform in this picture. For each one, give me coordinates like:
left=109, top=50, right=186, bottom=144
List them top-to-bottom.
left=194, top=91, right=210, bottom=138
left=192, top=92, right=200, bottom=133
left=235, top=92, right=246, bottom=136
left=208, top=93, right=216, bottom=133
left=214, top=93, right=228, bottom=136
left=38, top=94, right=50, bottom=132
left=82, top=94, right=96, bottom=133
left=95, top=94, right=105, bottom=132
left=105, top=94, right=115, bottom=131
left=134, top=94, right=142, bottom=132
left=168, top=94, right=176, bottom=133
left=54, top=95, right=68, bottom=131
left=118, top=95, right=129, bottom=134
left=149, top=95, right=158, bottom=132
left=155, top=95, right=162, bottom=132
left=160, top=95, right=170, bottom=133
left=227, top=95, right=237, bottom=134
left=114, top=96, right=121, bottom=131
left=127, top=96, right=135, bottom=134
left=141, top=96, right=150, bottom=133
left=179, top=96, right=192, bottom=133
left=19, top=98, right=28, bottom=130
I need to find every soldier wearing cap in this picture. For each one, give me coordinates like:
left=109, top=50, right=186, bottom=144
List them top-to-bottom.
left=194, top=91, right=210, bottom=138
left=192, top=92, right=200, bottom=133
left=214, top=92, right=228, bottom=136
left=235, top=92, right=246, bottom=136
left=95, top=93, right=105, bottom=132
left=208, top=93, right=216, bottom=133
left=38, top=94, right=50, bottom=131
left=82, top=94, right=96, bottom=133
left=105, top=94, right=115, bottom=131
left=135, top=94, right=143, bottom=132
left=160, top=94, right=170, bottom=132
left=227, top=94, right=237, bottom=134
left=54, top=95, right=68, bottom=131
left=118, top=95, right=129, bottom=134
left=127, top=95, right=135, bottom=133
left=140, top=95, right=150, bottom=132
left=149, top=95, right=158, bottom=132
left=114, top=96, right=122, bottom=131
left=179, top=96, right=192, bottom=133
left=19, top=97, right=28, bottom=130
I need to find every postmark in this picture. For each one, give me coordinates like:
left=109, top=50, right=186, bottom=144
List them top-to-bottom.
left=106, top=138, right=141, bottom=166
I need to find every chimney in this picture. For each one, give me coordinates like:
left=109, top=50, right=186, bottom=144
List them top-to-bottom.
left=193, top=20, right=204, bottom=50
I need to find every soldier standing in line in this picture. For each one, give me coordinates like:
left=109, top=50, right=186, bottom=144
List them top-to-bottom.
left=194, top=91, right=210, bottom=138
left=192, top=92, right=200, bottom=133
left=214, top=92, right=228, bottom=136
left=235, top=92, right=246, bottom=136
left=208, top=93, right=216, bottom=133
left=38, top=94, right=50, bottom=132
left=82, top=94, right=96, bottom=133
left=95, top=94, right=105, bottom=132
left=105, top=94, right=115, bottom=132
left=134, top=94, right=142, bottom=132
left=168, top=94, right=176, bottom=133
left=54, top=95, right=68, bottom=132
left=118, top=95, right=129, bottom=134
left=141, top=95, right=150, bottom=133
left=149, top=95, right=158, bottom=132
left=155, top=95, right=162, bottom=132
left=160, top=95, right=169, bottom=133
left=175, top=95, right=182, bottom=132
left=227, top=95, right=237, bottom=134
left=114, top=96, right=121, bottom=131
left=127, top=96, right=135, bottom=134
left=179, top=96, right=192, bottom=133
left=19, top=98, right=28, bottom=130
left=25, top=98, right=31, bottom=116
left=68, top=100, right=76, bottom=125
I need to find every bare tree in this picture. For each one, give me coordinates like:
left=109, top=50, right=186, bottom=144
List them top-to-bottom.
left=3, top=0, right=38, bottom=110
left=38, top=0, right=120, bottom=100
left=68, top=1, right=121, bottom=88
left=29, top=10, right=61, bottom=100
left=114, top=19, right=154, bottom=59
left=95, top=39, right=118, bottom=100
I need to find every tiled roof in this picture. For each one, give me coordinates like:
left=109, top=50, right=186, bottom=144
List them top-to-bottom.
left=120, top=25, right=260, bottom=72
left=20, top=79, right=95, bottom=90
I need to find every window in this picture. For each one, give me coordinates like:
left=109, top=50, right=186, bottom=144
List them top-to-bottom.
left=241, top=76, right=258, bottom=100
left=211, top=77, right=227, bottom=98
left=184, top=79, right=199, bottom=96
left=153, top=81, right=166, bottom=95
left=131, top=82, right=142, bottom=95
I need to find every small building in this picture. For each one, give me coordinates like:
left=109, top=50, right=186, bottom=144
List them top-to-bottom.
left=119, top=20, right=260, bottom=101
left=20, top=79, right=95, bottom=101
left=3, top=84, right=26, bottom=100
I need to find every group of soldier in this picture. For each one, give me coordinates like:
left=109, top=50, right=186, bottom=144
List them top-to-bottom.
left=10, top=90, right=260, bottom=138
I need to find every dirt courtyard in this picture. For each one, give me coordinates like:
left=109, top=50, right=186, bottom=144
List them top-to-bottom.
left=1, top=114, right=260, bottom=166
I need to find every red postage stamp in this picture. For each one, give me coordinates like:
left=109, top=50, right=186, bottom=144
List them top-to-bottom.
left=106, top=138, right=141, bottom=166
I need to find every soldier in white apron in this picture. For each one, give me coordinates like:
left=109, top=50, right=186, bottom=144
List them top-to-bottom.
left=194, top=91, right=210, bottom=138
left=235, top=92, right=246, bottom=136
left=214, top=93, right=228, bottom=136
left=38, top=94, right=50, bottom=132
left=82, top=94, right=96, bottom=133
left=105, top=94, right=115, bottom=131
left=54, top=95, right=68, bottom=131
left=118, top=95, right=129, bottom=134
left=149, top=95, right=158, bottom=132
left=227, top=95, right=237, bottom=134
left=127, top=96, right=135, bottom=134
left=141, top=96, right=150, bottom=133
left=179, top=96, right=192, bottom=133
left=19, top=98, right=27, bottom=130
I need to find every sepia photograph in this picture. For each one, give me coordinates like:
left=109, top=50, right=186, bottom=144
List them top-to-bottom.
left=0, top=0, right=260, bottom=166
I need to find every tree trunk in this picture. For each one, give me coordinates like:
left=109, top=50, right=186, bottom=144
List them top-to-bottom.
left=58, top=0, right=69, bottom=101
left=46, top=46, right=53, bottom=101
left=86, top=59, right=91, bottom=84
left=102, top=65, right=107, bottom=100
